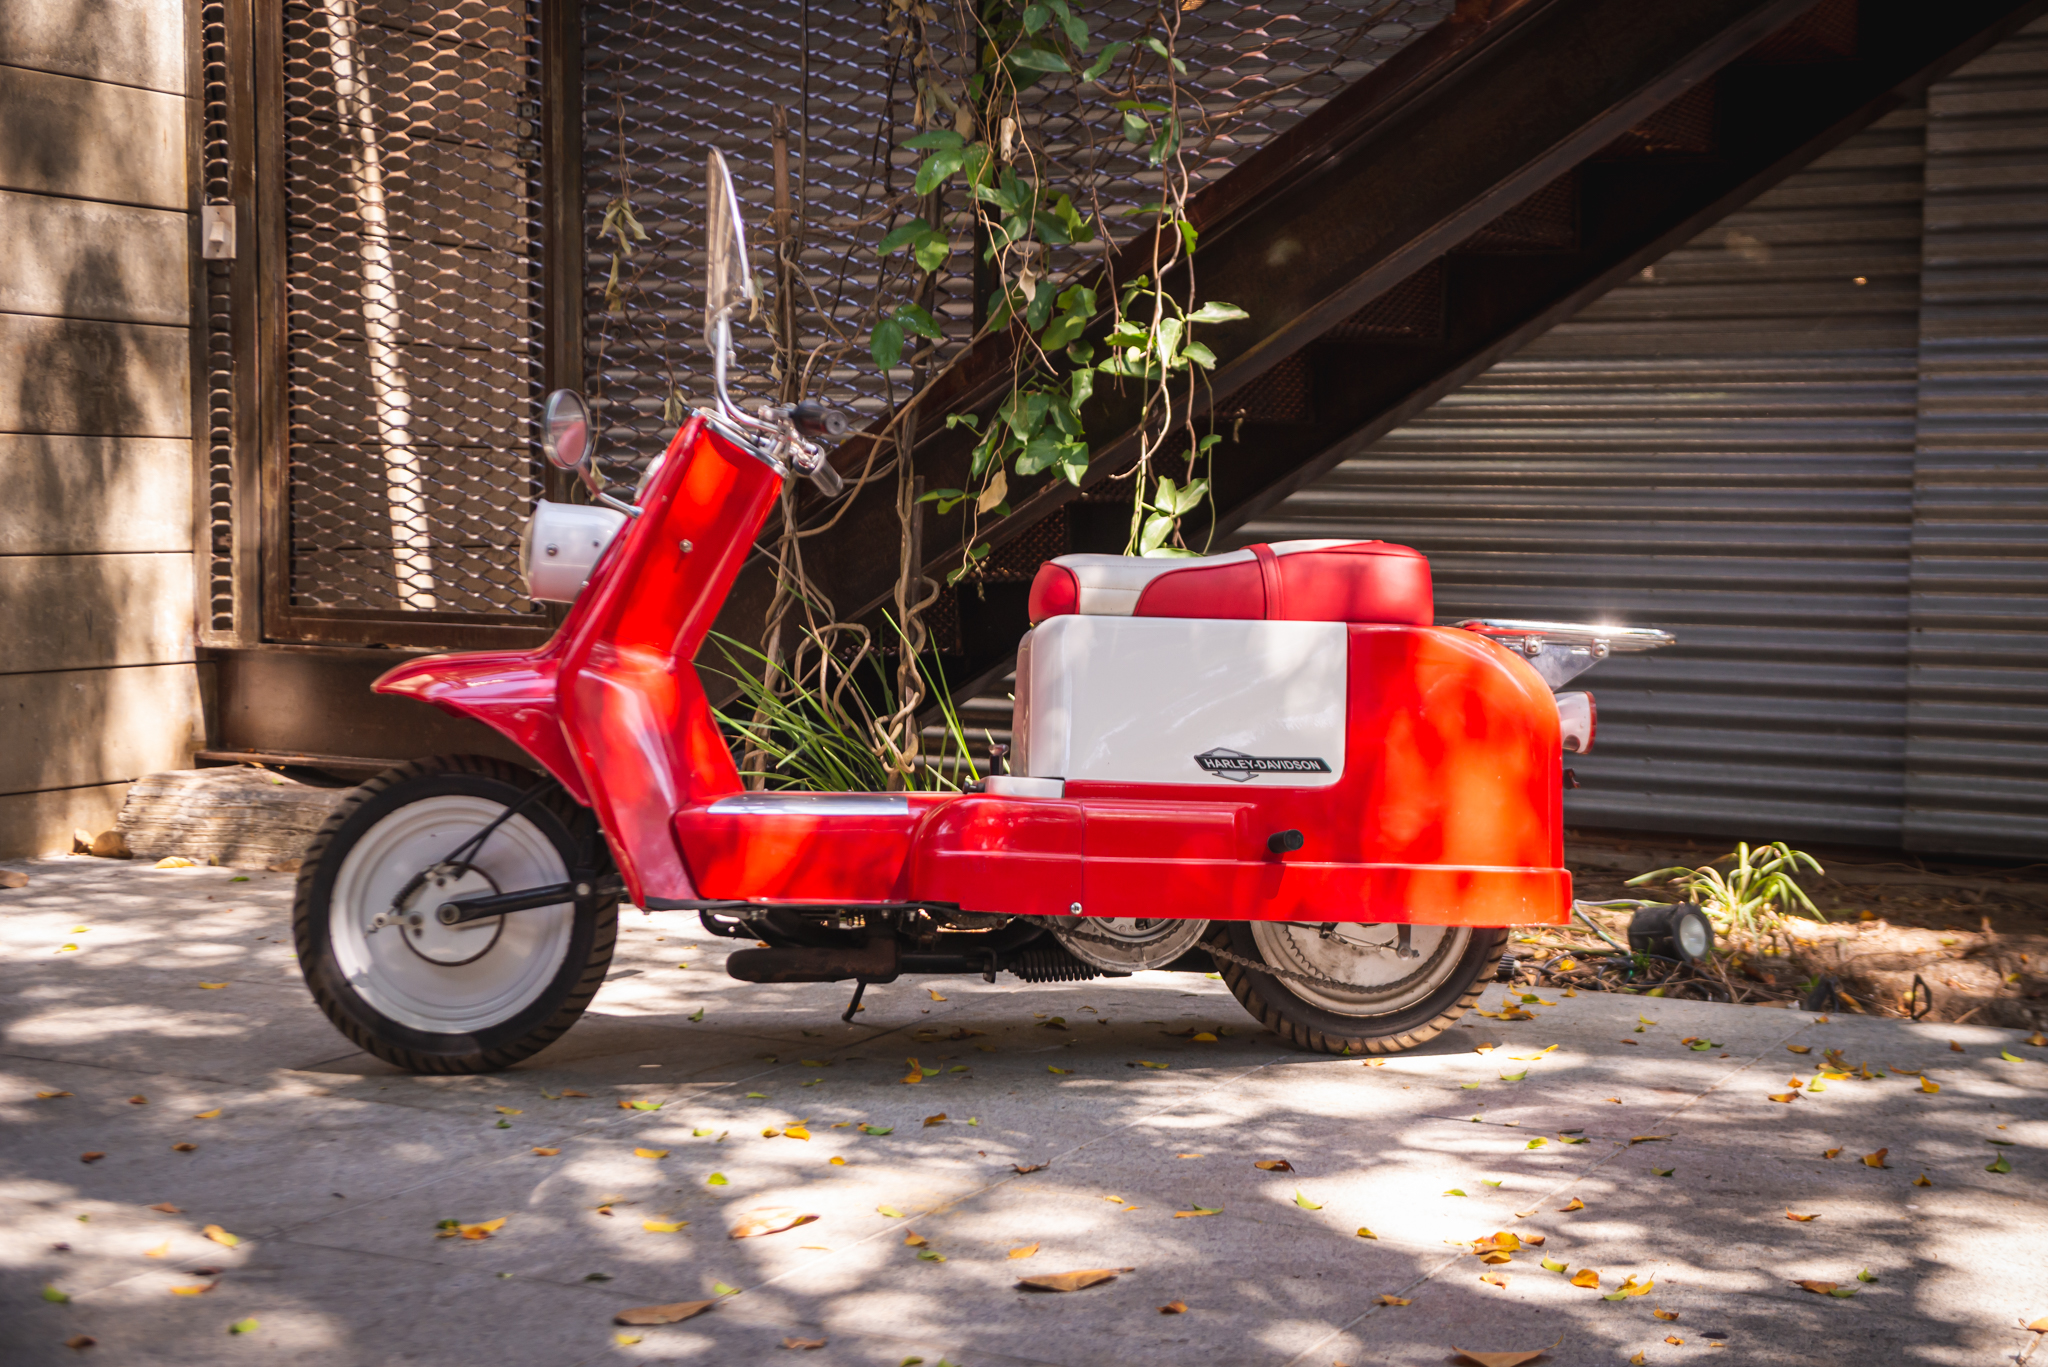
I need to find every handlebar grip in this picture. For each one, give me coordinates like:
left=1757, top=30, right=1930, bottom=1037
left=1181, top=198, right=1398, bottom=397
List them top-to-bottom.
left=791, top=399, right=847, bottom=439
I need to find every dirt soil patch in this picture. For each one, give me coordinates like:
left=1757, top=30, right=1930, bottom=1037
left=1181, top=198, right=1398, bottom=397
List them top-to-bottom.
left=1532, top=833, right=2048, bottom=1029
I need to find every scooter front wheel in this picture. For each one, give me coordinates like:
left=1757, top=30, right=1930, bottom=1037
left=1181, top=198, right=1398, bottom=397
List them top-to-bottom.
left=293, top=755, right=617, bottom=1074
left=1209, top=920, right=1508, bottom=1056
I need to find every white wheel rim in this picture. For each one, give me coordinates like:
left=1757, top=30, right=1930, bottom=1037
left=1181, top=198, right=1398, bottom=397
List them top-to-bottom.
left=329, top=795, right=576, bottom=1034
left=1248, top=922, right=1470, bottom=1017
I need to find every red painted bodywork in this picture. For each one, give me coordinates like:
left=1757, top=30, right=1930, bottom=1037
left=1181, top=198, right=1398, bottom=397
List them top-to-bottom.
left=376, top=417, right=1569, bottom=926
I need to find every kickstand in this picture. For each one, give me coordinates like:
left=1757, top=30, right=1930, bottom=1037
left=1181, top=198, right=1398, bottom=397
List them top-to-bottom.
left=841, top=979, right=869, bottom=1023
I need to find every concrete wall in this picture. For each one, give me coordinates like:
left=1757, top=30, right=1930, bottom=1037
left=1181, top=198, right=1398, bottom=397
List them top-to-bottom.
left=0, top=0, right=204, bottom=856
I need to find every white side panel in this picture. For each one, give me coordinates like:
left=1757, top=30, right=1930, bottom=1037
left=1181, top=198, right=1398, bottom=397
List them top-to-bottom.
left=1025, top=616, right=1347, bottom=786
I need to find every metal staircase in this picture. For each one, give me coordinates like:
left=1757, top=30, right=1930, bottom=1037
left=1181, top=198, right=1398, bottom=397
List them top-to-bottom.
left=724, top=0, right=2048, bottom=700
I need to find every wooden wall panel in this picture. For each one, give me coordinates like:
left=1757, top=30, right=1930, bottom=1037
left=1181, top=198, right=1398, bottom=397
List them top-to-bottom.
left=0, top=0, right=187, bottom=94
left=0, top=65, right=186, bottom=208
left=0, top=191, right=189, bottom=325
left=0, top=313, right=190, bottom=438
left=0, top=436, right=194, bottom=556
left=0, top=555, right=196, bottom=673
left=0, top=664, right=205, bottom=796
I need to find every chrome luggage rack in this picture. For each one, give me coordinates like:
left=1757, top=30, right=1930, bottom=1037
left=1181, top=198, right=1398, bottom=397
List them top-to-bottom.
left=1455, top=618, right=1676, bottom=689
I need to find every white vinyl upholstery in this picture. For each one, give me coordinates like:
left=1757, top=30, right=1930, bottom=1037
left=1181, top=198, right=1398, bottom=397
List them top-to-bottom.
left=1046, top=550, right=1255, bottom=616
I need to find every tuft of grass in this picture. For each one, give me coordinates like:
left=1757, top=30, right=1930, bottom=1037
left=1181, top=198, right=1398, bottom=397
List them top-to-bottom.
left=707, top=620, right=981, bottom=794
left=1627, top=841, right=1824, bottom=936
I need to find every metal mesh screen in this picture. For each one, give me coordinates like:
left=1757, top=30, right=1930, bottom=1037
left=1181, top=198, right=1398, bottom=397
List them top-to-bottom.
left=279, top=0, right=550, bottom=622
left=581, top=0, right=1454, bottom=473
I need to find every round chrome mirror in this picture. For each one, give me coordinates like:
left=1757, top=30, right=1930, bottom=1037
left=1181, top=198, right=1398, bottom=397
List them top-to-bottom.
left=542, top=389, right=592, bottom=471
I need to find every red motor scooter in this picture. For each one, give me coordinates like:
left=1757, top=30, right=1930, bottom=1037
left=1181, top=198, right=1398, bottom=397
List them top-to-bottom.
left=293, top=151, right=1675, bottom=1073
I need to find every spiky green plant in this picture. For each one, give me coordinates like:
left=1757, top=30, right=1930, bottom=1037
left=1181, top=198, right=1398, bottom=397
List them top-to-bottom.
left=707, top=625, right=982, bottom=793
left=1627, top=841, right=1825, bottom=936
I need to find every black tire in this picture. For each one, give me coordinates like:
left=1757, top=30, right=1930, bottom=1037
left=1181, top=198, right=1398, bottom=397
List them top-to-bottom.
left=293, top=755, right=618, bottom=1074
left=1208, top=921, right=1509, bottom=1056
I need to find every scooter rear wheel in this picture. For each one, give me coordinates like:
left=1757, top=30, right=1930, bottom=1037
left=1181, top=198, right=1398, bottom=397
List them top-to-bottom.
left=293, top=755, right=617, bottom=1074
left=1209, top=921, right=1508, bottom=1056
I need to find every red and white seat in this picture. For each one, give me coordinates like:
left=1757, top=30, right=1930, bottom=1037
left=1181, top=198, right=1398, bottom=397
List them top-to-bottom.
left=1026, top=539, right=1432, bottom=626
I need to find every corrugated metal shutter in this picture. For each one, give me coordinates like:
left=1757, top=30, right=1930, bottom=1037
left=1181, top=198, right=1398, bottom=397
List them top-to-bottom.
left=1906, top=17, right=2048, bottom=858
left=1245, top=108, right=1930, bottom=847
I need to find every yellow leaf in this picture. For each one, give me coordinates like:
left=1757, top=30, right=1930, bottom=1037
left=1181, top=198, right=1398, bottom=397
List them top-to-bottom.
left=155, top=857, right=195, bottom=869
left=198, top=983, right=228, bottom=990
left=928, top=989, right=947, bottom=1002
left=1191, top=1032, right=1217, bottom=1042
left=1787, top=1044, right=1811, bottom=1054
left=1048, top=1066, right=1073, bottom=1074
left=1921, top=1077, right=1941, bottom=1094
left=35, top=1091, right=71, bottom=1099
left=1769, top=1092, right=1799, bottom=1104
left=495, top=1106, right=523, bottom=1115
left=192, top=1109, right=221, bottom=1120
left=923, top=1114, right=947, bottom=1128
left=783, top=1124, right=811, bottom=1141
left=171, top=1142, right=197, bottom=1152
left=532, top=1147, right=560, bottom=1156
left=634, top=1147, right=670, bottom=1160
left=1822, top=1148, right=1842, bottom=1159
left=1863, top=1148, right=1889, bottom=1169
left=829, top=1156, right=845, bottom=1166
left=1254, top=1159, right=1294, bottom=1172
left=1913, top=1174, right=1931, bottom=1187
left=1294, top=1191, right=1323, bottom=1210
left=1563, top=1197, right=1586, bottom=1212
left=1174, top=1206, right=1222, bottom=1218
left=1786, top=1211, right=1820, bottom=1222
left=458, top=1217, right=507, bottom=1240
left=642, top=1220, right=688, bottom=1233
left=202, top=1224, right=239, bottom=1248
left=1356, top=1227, right=1378, bottom=1240
left=904, top=1230, right=928, bottom=1247
left=145, top=1240, right=170, bottom=1258
left=1007, top=1243, right=1040, bottom=1259
left=1541, top=1257, right=1568, bottom=1273
left=1017, top=1268, right=1127, bottom=1293
left=1571, top=1269, right=1600, bottom=1288
left=1479, top=1271, right=1509, bottom=1288
left=1794, top=1279, right=1838, bottom=1295
left=170, top=1283, right=215, bottom=1296
left=1376, top=1294, right=1411, bottom=1306
left=1158, top=1301, right=1188, bottom=1315
left=1653, top=1308, right=1678, bottom=1321
left=615, top=1333, right=644, bottom=1346
left=1452, top=1348, right=1551, bottom=1367
left=1631, top=1355, right=1646, bottom=1366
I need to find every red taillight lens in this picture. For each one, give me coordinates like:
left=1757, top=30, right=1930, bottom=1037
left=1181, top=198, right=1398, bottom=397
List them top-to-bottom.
left=1027, top=563, right=1080, bottom=624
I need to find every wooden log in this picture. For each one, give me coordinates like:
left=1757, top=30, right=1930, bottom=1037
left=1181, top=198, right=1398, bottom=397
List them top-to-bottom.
left=116, top=767, right=352, bottom=870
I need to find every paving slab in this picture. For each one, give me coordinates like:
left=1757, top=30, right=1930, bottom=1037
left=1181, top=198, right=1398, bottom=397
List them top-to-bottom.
left=4, top=855, right=2046, bottom=1367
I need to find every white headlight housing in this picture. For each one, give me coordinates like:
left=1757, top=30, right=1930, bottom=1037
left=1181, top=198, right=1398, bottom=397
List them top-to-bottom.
left=521, top=499, right=627, bottom=604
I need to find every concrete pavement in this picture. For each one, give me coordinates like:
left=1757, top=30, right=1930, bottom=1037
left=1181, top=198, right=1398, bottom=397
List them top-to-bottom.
left=3, top=854, right=2045, bottom=1366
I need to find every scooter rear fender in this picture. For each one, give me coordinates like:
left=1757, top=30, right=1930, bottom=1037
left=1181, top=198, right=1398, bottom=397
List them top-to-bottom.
left=374, top=647, right=588, bottom=806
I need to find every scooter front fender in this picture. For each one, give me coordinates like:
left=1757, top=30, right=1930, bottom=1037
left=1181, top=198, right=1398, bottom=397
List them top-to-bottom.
left=374, top=649, right=589, bottom=806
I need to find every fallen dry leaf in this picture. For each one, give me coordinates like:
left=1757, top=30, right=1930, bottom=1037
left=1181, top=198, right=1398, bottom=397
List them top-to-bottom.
left=2028, top=1033, right=2046, bottom=1048
left=1951, top=1041, right=1964, bottom=1053
left=1787, top=1044, right=1812, bottom=1054
left=1362, top=1058, right=1386, bottom=1067
left=1921, top=1077, right=1941, bottom=1094
left=560, top=1089, right=590, bottom=1098
left=36, top=1091, right=71, bottom=1100
left=1768, top=1092, right=1799, bottom=1104
left=129, top=1096, right=148, bottom=1106
left=495, top=1106, right=523, bottom=1116
left=193, top=1110, right=220, bottom=1120
left=923, top=1114, right=947, bottom=1127
left=1629, top=1136, right=1669, bottom=1145
left=170, top=1143, right=196, bottom=1153
left=532, top=1147, right=560, bottom=1156
left=634, top=1147, right=669, bottom=1160
left=1822, top=1148, right=1842, bottom=1159
left=1864, top=1149, right=1890, bottom=1169
left=1254, top=1159, right=1295, bottom=1172
left=1013, top=1162, right=1048, bottom=1175
left=1914, top=1174, right=1932, bottom=1187
left=1562, top=1198, right=1586, bottom=1212
left=148, top=1203, right=180, bottom=1214
left=1174, top=1205, right=1222, bottom=1218
left=730, top=1208, right=818, bottom=1239
left=1787, top=1212, right=1821, bottom=1222
left=457, top=1218, right=506, bottom=1240
left=642, top=1220, right=687, bottom=1233
left=202, top=1224, right=240, bottom=1248
left=1357, top=1227, right=1378, bottom=1240
left=903, top=1230, right=928, bottom=1247
left=1472, top=1232, right=1522, bottom=1254
left=145, top=1240, right=170, bottom=1258
left=1007, top=1243, right=1040, bottom=1260
left=1017, top=1268, right=1130, bottom=1293
left=1571, top=1269, right=1600, bottom=1288
left=1479, top=1272, right=1509, bottom=1289
left=1605, top=1276, right=1653, bottom=1301
left=1795, top=1280, right=1838, bottom=1295
left=170, top=1283, right=216, bottom=1296
left=1376, top=1294, right=1411, bottom=1306
left=614, top=1301, right=714, bottom=1326
left=1158, top=1301, right=1187, bottom=1314
left=1653, top=1308, right=1678, bottom=1321
left=2026, top=1316, right=2048, bottom=1332
left=614, top=1334, right=643, bottom=1346
left=64, top=1336, right=94, bottom=1350
left=782, top=1337, right=827, bottom=1350
left=1666, top=1337, right=1684, bottom=1346
left=1452, top=1347, right=1554, bottom=1367
left=1631, top=1355, right=1645, bottom=1366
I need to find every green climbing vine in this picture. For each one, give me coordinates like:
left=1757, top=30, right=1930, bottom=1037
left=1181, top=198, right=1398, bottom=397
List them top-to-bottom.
left=875, top=0, right=1248, bottom=578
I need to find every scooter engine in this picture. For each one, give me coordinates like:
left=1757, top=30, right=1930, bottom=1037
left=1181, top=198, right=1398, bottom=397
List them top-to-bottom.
left=1051, top=917, right=1210, bottom=973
